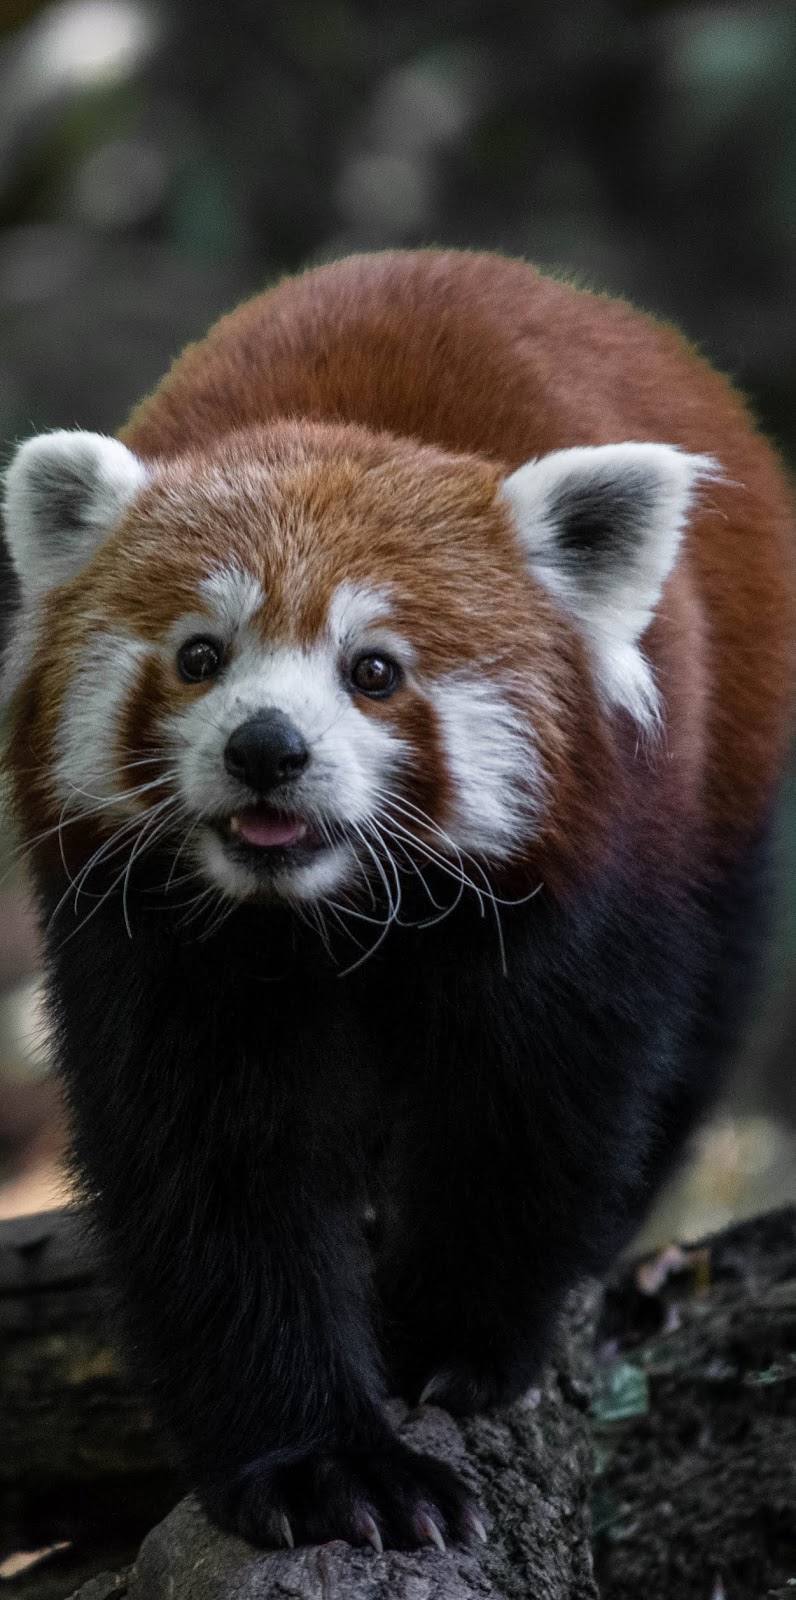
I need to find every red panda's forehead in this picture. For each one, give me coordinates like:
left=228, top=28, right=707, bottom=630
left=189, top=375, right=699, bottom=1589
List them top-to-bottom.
left=90, top=440, right=530, bottom=663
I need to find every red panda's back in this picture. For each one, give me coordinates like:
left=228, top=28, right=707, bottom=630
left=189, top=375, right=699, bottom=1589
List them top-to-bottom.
left=122, top=250, right=795, bottom=858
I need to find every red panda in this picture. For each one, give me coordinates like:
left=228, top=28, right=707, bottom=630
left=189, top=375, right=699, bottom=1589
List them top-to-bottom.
left=1, top=250, right=793, bottom=1553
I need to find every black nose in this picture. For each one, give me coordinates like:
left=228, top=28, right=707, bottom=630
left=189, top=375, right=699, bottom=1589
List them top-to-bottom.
left=224, top=711, right=309, bottom=792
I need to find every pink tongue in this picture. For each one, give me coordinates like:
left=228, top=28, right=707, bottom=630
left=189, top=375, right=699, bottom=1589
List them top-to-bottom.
left=233, top=809, right=307, bottom=848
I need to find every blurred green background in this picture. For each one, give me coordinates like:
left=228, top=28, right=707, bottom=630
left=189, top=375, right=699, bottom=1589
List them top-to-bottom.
left=0, top=0, right=794, bottom=1237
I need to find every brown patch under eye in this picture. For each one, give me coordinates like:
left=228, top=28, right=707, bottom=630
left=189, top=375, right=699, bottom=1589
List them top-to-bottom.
left=115, top=653, right=173, bottom=801
left=376, top=691, right=453, bottom=843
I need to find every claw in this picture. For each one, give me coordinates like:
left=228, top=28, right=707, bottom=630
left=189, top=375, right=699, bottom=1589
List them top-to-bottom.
left=419, top=1371, right=447, bottom=1406
left=359, top=1510, right=384, bottom=1555
left=415, top=1510, right=446, bottom=1552
left=465, top=1512, right=488, bottom=1544
left=279, top=1513, right=295, bottom=1549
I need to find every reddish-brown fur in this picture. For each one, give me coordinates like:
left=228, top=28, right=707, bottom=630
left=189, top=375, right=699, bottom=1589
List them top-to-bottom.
left=7, top=250, right=795, bottom=895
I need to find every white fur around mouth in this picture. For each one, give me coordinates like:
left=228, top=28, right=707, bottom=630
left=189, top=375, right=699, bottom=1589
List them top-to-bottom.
left=198, top=820, right=355, bottom=905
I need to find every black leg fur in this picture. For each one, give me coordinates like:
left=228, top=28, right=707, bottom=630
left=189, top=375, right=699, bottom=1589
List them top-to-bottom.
left=43, top=895, right=477, bottom=1550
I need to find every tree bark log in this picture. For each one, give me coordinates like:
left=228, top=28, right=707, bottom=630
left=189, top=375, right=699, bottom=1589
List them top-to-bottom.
left=1, top=1208, right=177, bottom=1565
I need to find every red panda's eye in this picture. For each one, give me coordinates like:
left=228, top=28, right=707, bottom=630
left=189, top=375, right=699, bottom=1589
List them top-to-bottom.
left=177, top=637, right=224, bottom=683
left=349, top=653, right=402, bottom=698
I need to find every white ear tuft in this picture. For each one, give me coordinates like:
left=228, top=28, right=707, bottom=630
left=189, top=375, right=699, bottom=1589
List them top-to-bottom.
left=2, top=430, right=149, bottom=595
left=502, top=442, right=719, bottom=726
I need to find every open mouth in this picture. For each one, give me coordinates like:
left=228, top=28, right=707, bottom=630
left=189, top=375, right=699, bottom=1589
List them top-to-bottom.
left=215, top=805, right=328, bottom=866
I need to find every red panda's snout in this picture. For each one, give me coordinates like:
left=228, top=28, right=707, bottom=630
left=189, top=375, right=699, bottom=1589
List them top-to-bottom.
left=2, top=420, right=715, bottom=915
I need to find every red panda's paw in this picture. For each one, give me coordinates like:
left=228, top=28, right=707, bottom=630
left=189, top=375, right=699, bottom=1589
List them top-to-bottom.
left=201, top=1441, right=487, bottom=1552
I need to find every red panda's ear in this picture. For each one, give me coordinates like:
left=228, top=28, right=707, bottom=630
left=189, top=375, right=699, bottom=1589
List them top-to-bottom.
left=2, top=430, right=149, bottom=596
left=502, top=442, right=719, bottom=727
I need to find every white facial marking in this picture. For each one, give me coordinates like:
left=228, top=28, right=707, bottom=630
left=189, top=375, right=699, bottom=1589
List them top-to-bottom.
left=502, top=442, right=719, bottom=727
left=198, top=566, right=265, bottom=635
left=328, top=579, right=417, bottom=671
left=328, top=579, right=390, bottom=639
left=52, top=631, right=152, bottom=807
left=430, top=673, right=545, bottom=858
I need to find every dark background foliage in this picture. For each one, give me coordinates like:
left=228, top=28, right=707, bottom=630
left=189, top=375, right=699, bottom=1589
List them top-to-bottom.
left=0, top=0, right=794, bottom=1232
left=2, top=2, right=795, bottom=456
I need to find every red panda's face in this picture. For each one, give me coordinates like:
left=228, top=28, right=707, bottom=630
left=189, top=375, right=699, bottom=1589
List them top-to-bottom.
left=2, top=422, right=713, bottom=915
